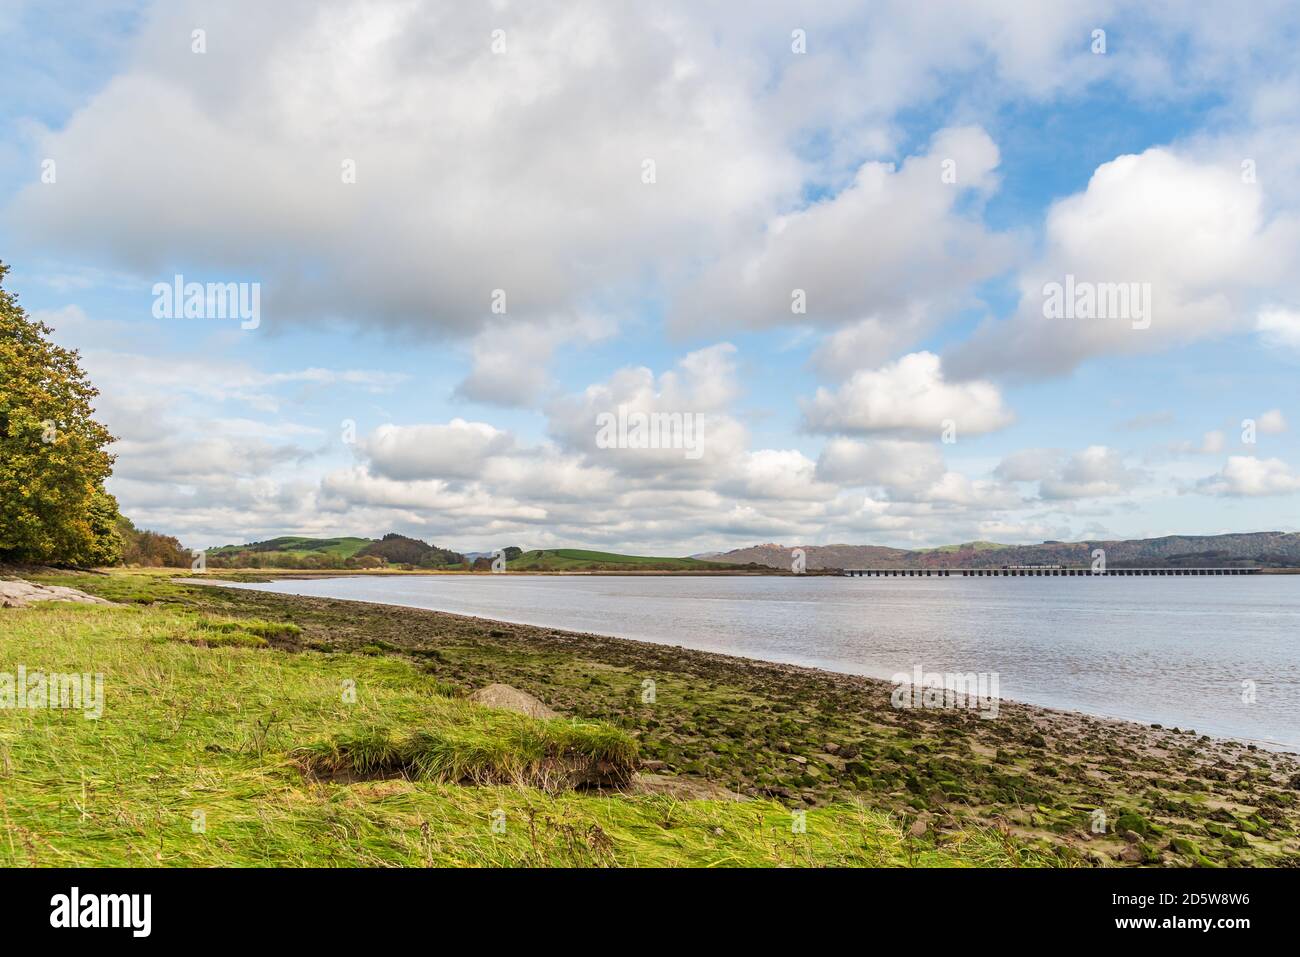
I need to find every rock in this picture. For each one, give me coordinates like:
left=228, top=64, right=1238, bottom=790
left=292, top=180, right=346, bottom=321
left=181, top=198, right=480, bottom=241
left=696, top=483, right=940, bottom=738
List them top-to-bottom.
left=0, top=579, right=115, bottom=609
left=467, top=683, right=558, bottom=719
left=789, top=754, right=808, bottom=765
left=909, top=813, right=932, bottom=837
left=1122, top=830, right=1142, bottom=844
left=1168, top=836, right=1203, bottom=858
left=1117, top=844, right=1144, bottom=862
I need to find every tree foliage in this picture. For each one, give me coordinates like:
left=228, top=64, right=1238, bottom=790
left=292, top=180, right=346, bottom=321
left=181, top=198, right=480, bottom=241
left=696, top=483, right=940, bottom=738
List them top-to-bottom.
left=0, top=262, right=122, bottom=566
left=117, top=515, right=191, bottom=567
left=354, top=532, right=464, bottom=567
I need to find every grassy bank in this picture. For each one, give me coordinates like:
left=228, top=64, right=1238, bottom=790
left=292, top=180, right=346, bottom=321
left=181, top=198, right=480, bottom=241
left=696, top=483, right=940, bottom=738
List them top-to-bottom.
left=10, top=567, right=1300, bottom=866
left=0, top=585, right=1039, bottom=867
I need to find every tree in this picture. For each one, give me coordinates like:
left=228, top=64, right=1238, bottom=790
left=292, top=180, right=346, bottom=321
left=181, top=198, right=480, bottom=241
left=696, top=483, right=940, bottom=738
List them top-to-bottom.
left=0, top=262, right=122, bottom=566
left=117, top=515, right=191, bottom=567
left=355, top=532, right=464, bottom=566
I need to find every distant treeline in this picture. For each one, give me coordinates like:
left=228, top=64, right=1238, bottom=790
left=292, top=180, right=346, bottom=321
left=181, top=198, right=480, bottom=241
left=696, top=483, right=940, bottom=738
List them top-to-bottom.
left=116, top=516, right=192, bottom=567
left=203, top=534, right=522, bottom=570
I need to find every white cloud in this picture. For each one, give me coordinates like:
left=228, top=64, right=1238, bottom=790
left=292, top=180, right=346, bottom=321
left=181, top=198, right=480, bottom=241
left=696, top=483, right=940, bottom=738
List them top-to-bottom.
left=8, top=1, right=802, bottom=337
left=673, top=126, right=1014, bottom=338
left=951, top=147, right=1300, bottom=379
left=809, top=305, right=934, bottom=380
left=1257, top=308, right=1300, bottom=351
left=454, top=315, right=613, bottom=408
left=546, top=343, right=748, bottom=478
left=801, top=352, right=1012, bottom=438
left=1258, top=409, right=1289, bottom=433
left=362, top=420, right=514, bottom=481
left=816, top=438, right=945, bottom=489
left=996, top=445, right=1143, bottom=500
left=719, top=450, right=832, bottom=502
left=1198, top=456, right=1300, bottom=496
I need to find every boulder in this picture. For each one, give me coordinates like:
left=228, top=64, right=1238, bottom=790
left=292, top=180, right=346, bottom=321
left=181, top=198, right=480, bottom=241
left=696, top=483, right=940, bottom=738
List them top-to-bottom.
left=0, top=579, right=115, bottom=609
left=467, top=683, right=558, bottom=719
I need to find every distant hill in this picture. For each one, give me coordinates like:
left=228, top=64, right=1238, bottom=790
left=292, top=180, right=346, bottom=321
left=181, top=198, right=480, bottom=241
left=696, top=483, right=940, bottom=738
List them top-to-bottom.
left=712, top=532, right=1300, bottom=570
left=207, top=533, right=462, bottom=569
left=354, top=533, right=463, bottom=567
left=208, top=536, right=372, bottom=560
left=202, top=538, right=750, bottom=571
left=505, top=548, right=749, bottom=572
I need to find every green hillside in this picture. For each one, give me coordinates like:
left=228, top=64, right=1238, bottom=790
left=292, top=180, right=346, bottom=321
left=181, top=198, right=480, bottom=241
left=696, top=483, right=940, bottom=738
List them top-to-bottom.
left=208, top=536, right=373, bottom=560
left=507, top=548, right=733, bottom=571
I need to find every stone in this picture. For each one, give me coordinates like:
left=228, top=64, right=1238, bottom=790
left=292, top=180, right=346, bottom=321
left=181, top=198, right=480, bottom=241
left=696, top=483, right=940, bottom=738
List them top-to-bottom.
left=0, top=579, right=115, bottom=609
left=467, top=683, right=559, bottom=719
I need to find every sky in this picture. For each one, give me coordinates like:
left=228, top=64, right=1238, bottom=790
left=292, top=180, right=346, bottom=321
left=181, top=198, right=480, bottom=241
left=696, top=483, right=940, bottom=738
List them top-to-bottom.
left=3, top=0, right=1300, bottom=555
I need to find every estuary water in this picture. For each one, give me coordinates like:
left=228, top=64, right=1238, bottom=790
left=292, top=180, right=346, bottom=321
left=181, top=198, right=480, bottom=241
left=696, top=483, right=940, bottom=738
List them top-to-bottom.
left=219, top=573, right=1300, bottom=749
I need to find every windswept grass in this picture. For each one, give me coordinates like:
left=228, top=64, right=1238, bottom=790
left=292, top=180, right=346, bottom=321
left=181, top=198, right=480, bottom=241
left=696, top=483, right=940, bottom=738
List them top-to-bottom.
left=0, top=600, right=1045, bottom=866
left=185, top=617, right=301, bottom=648
left=293, top=714, right=637, bottom=791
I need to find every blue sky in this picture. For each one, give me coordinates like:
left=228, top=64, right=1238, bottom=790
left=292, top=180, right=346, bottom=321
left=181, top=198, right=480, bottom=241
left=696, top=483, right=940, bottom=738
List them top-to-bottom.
left=3, top=1, right=1299, bottom=553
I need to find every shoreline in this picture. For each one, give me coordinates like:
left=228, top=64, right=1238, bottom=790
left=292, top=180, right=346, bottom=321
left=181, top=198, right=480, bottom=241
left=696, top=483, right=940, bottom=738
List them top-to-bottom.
left=27, top=569, right=1300, bottom=864
left=189, top=575, right=1300, bottom=755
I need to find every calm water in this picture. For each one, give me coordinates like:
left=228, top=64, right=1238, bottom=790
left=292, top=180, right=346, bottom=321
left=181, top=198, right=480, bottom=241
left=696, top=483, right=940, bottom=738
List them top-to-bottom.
left=221, top=574, right=1300, bottom=749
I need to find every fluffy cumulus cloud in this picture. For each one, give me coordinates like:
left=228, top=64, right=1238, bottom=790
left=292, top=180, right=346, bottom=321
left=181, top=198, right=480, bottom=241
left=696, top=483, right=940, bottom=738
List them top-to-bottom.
left=8, top=0, right=808, bottom=337
left=15, top=2, right=1287, bottom=344
left=672, top=126, right=1015, bottom=340
left=949, top=147, right=1300, bottom=379
left=1257, top=308, right=1300, bottom=351
left=454, top=315, right=612, bottom=408
left=545, top=343, right=749, bottom=480
left=801, top=352, right=1012, bottom=438
left=1258, top=409, right=1289, bottom=434
left=362, top=421, right=514, bottom=481
left=817, top=438, right=946, bottom=489
left=996, top=446, right=1144, bottom=501
left=1197, top=456, right=1300, bottom=496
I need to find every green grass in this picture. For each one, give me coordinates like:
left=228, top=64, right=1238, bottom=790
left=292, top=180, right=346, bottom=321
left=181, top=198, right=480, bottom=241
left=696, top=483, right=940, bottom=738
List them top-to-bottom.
left=207, top=536, right=373, bottom=560
left=508, top=549, right=733, bottom=571
left=0, top=599, right=1039, bottom=867
left=175, top=617, right=304, bottom=648
left=293, top=716, right=637, bottom=791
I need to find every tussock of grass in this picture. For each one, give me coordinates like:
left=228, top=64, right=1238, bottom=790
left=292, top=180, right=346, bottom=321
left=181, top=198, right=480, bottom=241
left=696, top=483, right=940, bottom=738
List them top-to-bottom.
left=159, top=616, right=301, bottom=648
left=196, top=617, right=300, bottom=642
left=182, top=629, right=268, bottom=649
left=293, top=716, right=637, bottom=791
